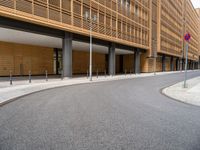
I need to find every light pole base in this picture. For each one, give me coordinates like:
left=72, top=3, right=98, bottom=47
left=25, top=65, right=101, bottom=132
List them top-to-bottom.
left=183, top=83, right=188, bottom=88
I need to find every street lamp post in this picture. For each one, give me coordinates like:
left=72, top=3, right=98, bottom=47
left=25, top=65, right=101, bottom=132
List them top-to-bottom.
left=84, top=11, right=97, bottom=81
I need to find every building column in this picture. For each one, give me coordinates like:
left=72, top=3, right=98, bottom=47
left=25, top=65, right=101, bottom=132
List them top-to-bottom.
left=62, top=32, right=72, bottom=78
left=108, top=43, right=116, bottom=75
left=134, top=48, right=141, bottom=74
left=162, top=55, right=166, bottom=72
left=170, top=56, right=174, bottom=71
left=176, top=58, right=179, bottom=71
left=179, top=58, right=183, bottom=71
left=182, top=59, right=185, bottom=70
left=199, top=60, right=200, bottom=69
left=189, top=61, right=191, bottom=70
left=189, top=61, right=192, bottom=70
left=193, top=61, right=195, bottom=70
left=195, top=62, right=198, bottom=69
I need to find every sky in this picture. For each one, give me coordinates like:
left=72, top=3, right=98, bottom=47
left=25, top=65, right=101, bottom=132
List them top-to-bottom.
left=191, top=0, right=200, bottom=8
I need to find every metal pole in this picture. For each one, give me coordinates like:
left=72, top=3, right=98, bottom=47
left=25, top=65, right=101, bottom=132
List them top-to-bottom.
left=89, top=19, right=92, bottom=81
left=184, top=42, right=188, bottom=88
left=154, top=57, right=156, bottom=75
left=61, top=69, right=63, bottom=80
left=87, top=69, right=89, bottom=79
left=96, top=69, right=98, bottom=78
left=125, top=69, right=127, bottom=76
left=29, top=70, right=31, bottom=83
left=45, top=70, right=48, bottom=81
left=105, top=70, right=106, bottom=78
left=10, top=71, right=12, bottom=85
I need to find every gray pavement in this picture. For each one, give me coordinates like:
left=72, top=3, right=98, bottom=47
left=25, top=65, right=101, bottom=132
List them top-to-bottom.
left=0, top=71, right=200, bottom=150
left=163, top=76, right=200, bottom=106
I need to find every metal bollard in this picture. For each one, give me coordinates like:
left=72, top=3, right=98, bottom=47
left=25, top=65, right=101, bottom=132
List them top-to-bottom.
left=96, top=69, right=98, bottom=78
left=125, top=69, right=127, bottom=76
left=130, top=69, right=132, bottom=75
left=45, top=70, right=48, bottom=81
left=61, top=70, right=64, bottom=80
left=87, top=70, right=89, bottom=79
left=105, top=70, right=106, bottom=78
left=9, top=71, right=12, bottom=85
left=29, top=71, right=31, bottom=83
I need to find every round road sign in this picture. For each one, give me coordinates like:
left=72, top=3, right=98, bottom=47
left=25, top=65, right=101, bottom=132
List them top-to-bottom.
left=184, top=33, right=191, bottom=42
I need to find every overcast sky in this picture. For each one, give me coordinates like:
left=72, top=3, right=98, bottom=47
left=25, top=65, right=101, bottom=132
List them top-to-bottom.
left=191, top=0, right=200, bottom=8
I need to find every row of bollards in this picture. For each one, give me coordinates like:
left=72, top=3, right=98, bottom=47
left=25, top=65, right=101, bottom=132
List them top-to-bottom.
left=9, top=68, right=134, bottom=85
left=85, top=69, right=133, bottom=79
left=86, top=69, right=107, bottom=79
left=124, top=69, right=133, bottom=76
left=9, top=70, right=49, bottom=85
left=9, top=71, right=12, bottom=85
left=29, top=71, right=31, bottom=83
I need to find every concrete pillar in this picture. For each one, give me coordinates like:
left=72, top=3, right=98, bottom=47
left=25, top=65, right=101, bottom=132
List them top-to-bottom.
left=62, top=32, right=72, bottom=78
left=108, top=43, right=116, bottom=75
left=134, top=48, right=141, bottom=74
left=162, top=55, right=166, bottom=72
left=170, top=56, right=174, bottom=71
left=176, top=58, right=179, bottom=71
left=178, top=58, right=184, bottom=71
left=182, top=59, right=185, bottom=71
left=199, top=60, right=200, bottom=69
left=188, top=61, right=191, bottom=70
left=193, top=61, right=195, bottom=70
left=196, top=62, right=198, bottom=69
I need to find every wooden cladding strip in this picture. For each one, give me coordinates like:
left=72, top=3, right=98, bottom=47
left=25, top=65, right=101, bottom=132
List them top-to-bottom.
left=0, top=0, right=14, bottom=9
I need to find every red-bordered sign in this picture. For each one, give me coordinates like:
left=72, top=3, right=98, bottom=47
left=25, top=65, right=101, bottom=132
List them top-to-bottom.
left=184, top=33, right=191, bottom=42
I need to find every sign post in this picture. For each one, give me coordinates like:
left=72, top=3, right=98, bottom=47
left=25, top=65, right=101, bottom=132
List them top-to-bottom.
left=183, top=33, right=191, bottom=88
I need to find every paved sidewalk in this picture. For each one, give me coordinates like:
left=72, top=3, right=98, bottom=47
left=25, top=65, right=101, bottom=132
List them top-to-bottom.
left=0, top=70, right=198, bottom=106
left=163, top=75, right=200, bottom=106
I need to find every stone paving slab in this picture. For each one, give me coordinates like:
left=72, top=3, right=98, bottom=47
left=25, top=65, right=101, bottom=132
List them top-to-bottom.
left=0, top=70, right=198, bottom=106
left=162, top=75, right=200, bottom=106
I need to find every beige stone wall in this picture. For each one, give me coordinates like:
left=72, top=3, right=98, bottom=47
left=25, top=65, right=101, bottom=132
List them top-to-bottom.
left=0, top=41, right=54, bottom=76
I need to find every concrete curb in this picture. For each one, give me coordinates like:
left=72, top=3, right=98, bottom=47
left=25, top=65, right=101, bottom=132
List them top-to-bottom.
left=162, top=75, right=200, bottom=107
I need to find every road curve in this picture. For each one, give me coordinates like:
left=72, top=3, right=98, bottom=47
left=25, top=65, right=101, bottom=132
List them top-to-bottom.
left=0, top=71, right=200, bottom=150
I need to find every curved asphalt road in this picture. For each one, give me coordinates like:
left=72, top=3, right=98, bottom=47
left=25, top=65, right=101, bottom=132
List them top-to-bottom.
left=1, top=71, right=200, bottom=150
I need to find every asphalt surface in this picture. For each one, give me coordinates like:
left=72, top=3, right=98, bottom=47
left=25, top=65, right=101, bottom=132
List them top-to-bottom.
left=0, top=71, right=200, bottom=150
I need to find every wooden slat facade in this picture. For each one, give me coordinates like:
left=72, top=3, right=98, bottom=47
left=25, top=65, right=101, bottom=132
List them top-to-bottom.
left=0, top=0, right=151, bottom=50
left=158, top=0, right=183, bottom=57
left=184, top=0, right=199, bottom=61
left=196, top=8, right=200, bottom=58
left=0, top=41, right=54, bottom=76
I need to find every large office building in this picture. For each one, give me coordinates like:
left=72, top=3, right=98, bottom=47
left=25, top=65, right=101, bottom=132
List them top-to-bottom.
left=0, top=0, right=199, bottom=77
